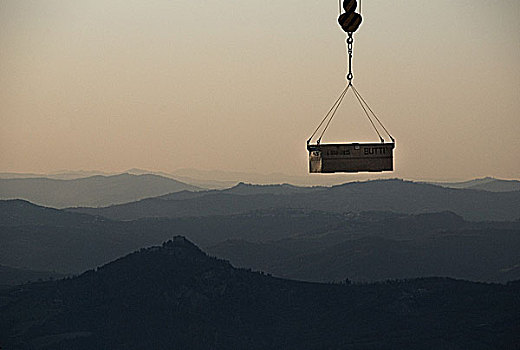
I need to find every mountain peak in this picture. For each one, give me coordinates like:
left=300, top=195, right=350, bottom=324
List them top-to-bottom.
left=225, top=182, right=311, bottom=196
left=161, top=235, right=205, bottom=253
left=92, top=236, right=228, bottom=280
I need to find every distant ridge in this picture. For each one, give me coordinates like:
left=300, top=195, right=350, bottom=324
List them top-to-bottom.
left=126, top=168, right=236, bottom=189
left=170, top=168, right=394, bottom=187
left=0, top=170, right=112, bottom=180
left=0, top=173, right=200, bottom=208
left=432, top=177, right=520, bottom=192
left=71, top=179, right=520, bottom=221
left=156, top=182, right=317, bottom=201
left=224, top=182, right=318, bottom=195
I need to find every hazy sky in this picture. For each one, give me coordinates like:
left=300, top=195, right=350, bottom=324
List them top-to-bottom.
left=1, top=0, right=519, bottom=181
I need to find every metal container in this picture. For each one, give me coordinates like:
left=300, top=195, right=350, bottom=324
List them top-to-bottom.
left=307, top=142, right=395, bottom=173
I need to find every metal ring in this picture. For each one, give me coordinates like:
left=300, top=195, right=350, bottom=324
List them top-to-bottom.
left=346, top=37, right=353, bottom=44
left=347, top=73, right=353, bottom=81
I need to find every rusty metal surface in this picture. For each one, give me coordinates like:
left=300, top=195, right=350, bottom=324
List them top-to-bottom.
left=308, top=143, right=395, bottom=173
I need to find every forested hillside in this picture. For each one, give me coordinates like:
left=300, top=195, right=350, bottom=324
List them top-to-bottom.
left=1, top=237, right=518, bottom=350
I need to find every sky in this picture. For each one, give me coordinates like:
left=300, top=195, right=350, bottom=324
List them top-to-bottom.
left=1, top=0, right=519, bottom=181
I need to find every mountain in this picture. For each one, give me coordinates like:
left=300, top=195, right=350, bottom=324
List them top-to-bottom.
left=171, top=167, right=380, bottom=186
left=125, top=168, right=236, bottom=189
left=0, top=169, right=236, bottom=190
left=0, top=170, right=113, bottom=180
left=0, top=173, right=200, bottom=208
left=433, top=177, right=520, bottom=192
left=71, top=179, right=520, bottom=221
left=467, top=179, right=520, bottom=192
left=155, top=182, right=318, bottom=201
left=222, top=182, right=317, bottom=195
left=2, top=200, right=519, bottom=283
left=1, top=237, right=518, bottom=350
left=0, top=265, right=64, bottom=286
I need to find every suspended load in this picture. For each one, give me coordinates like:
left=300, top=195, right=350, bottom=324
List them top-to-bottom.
left=307, top=0, right=395, bottom=174
left=308, top=143, right=394, bottom=173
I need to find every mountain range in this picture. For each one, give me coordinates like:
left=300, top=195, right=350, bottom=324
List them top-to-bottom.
left=4, top=167, right=518, bottom=189
left=0, top=173, right=199, bottom=208
left=2, top=173, right=519, bottom=349
left=432, top=177, right=520, bottom=192
left=71, top=179, right=520, bottom=221
left=2, top=199, right=519, bottom=283
left=1, top=237, right=518, bottom=350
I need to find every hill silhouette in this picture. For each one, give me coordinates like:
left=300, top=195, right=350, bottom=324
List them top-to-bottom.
left=0, top=173, right=199, bottom=208
left=70, top=179, right=520, bottom=221
left=0, top=237, right=518, bottom=349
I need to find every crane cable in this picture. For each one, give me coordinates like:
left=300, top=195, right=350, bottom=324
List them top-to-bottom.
left=308, top=0, right=394, bottom=145
left=313, top=83, right=387, bottom=145
left=307, top=85, right=350, bottom=144
left=317, top=85, right=350, bottom=143
left=351, top=85, right=384, bottom=143
left=352, top=85, right=395, bottom=142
